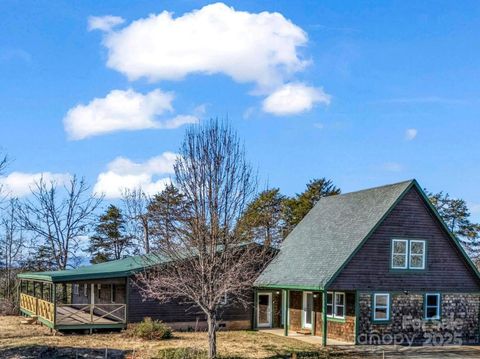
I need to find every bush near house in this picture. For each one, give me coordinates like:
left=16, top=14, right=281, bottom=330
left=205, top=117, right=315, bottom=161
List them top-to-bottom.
left=127, top=317, right=173, bottom=340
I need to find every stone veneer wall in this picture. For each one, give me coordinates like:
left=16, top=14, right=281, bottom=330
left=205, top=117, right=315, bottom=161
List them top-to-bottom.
left=358, top=292, right=480, bottom=345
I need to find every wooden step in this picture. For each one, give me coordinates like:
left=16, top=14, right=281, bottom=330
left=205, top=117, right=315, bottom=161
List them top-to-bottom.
left=21, top=316, right=38, bottom=325
left=296, top=329, right=312, bottom=335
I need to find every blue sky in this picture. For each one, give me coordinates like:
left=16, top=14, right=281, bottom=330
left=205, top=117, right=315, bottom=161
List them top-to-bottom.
left=1, top=1, right=479, bottom=219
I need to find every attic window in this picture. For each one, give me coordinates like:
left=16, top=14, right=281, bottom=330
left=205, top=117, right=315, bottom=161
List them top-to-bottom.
left=391, top=239, right=426, bottom=270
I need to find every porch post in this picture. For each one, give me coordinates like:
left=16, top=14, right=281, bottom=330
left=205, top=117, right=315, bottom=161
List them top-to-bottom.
left=52, top=283, right=56, bottom=326
left=90, top=283, right=95, bottom=326
left=252, top=288, right=258, bottom=330
left=284, top=289, right=289, bottom=336
left=322, top=290, right=327, bottom=346
left=312, top=292, right=316, bottom=336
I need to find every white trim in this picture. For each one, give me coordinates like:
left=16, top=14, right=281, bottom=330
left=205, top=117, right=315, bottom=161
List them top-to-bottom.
left=391, top=239, right=408, bottom=269
left=409, top=240, right=426, bottom=269
left=73, top=284, right=79, bottom=296
left=83, top=284, right=88, bottom=297
left=302, top=291, right=313, bottom=329
left=257, top=292, right=272, bottom=328
left=373, top=293, right=390, bottom=321
left=425, top=293, right=441, bottom=320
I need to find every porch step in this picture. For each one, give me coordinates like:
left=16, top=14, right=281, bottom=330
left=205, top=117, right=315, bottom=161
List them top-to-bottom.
left=21, top=315, right=38, bottom=325
left=296, top=329, right=312, bottom=335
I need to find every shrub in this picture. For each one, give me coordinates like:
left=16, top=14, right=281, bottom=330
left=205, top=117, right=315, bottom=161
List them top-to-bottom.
left=0, top=298, right=17, bottom=315
left=129, top=317, right=173, bottom=340
left=155, top=347, right=208, bottom=359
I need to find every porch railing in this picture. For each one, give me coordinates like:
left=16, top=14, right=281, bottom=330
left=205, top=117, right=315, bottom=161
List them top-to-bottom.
left=20, top=293, right=54, bottom=324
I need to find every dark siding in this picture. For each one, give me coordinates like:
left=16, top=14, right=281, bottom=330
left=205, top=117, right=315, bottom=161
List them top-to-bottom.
left=330, top=187, right=480, bottom=291
left=127, top=279, right=253, bottom=324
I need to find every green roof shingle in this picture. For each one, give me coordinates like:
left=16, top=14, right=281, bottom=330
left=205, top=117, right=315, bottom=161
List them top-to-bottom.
left=254, top=180, right=414, bottom=289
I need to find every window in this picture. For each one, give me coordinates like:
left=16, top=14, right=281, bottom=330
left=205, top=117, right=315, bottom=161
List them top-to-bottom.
left=391, top=239, right=426, bottom=270
left=73, top=284, right=79, bottom=295
left=83, top=284, right=88, bottom=297
left=110, top=284, right=116, bottom=303
left=327, top=291, right=345, bottom=318
left=326, top=292, right=333, bottom=316
left=334, top=292, right=345, bottom=318
left=221, top=293, right=228, bottom=305
left=373, top=293, right=390, bottom=321
left=425, top=293, right=440, bottom=320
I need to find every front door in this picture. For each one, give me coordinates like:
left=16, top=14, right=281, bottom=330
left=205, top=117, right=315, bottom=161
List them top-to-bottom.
left=302, top=292, right=313, bottom=329
left=257, top=293, right=272, bottom=328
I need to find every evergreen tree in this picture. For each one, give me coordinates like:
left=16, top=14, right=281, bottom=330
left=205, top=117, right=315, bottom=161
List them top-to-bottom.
left=284, top=178, right=340, bottom=235
left=147, top=184, right=188, bottom=249
left=237, top=188, right=286, bottom=247
left=428, top=191, right=480, bottom=259
left=88, top=205, right=133, bottom=263
left=22, top=245, right=57, bottom=272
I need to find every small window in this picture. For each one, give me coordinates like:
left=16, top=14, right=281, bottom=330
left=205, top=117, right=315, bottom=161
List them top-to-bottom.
left=391, top=239, right=426, bottom=270
left=73, top=284, right=79, bottom=295
left=83, top=284, right=88, bottom=297
left=110, top=284, right=116, bottom=303
left=326, top=292, right=333, bottom=316
left=334, top=292, right=345, bottom=318
left=220, top=293, right=228, bottom=305
left=373, top=293, right=390, bottom=321
left=425, top=293, right=440, bottom=320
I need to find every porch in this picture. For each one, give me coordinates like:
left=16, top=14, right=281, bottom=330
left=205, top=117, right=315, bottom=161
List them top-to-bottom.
left=18, top=278, right=127, bottom=331
left=254, top=288, right=356, bottom=345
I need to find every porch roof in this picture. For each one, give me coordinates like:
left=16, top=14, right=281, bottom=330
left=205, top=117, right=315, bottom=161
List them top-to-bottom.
left=254, top=180, right=414, bottom=290
left=17, top=253, right=168, bottom=282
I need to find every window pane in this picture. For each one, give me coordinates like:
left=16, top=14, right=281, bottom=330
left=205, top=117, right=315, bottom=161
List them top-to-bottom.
left=393, top=240, right=407, bottom=254
left=410, top=241, right=424, bottom=254
left=392, top=254, right=406, bottom=268
left=410, top=254, right=424, bottom=268
left=327, top=293, right=333, bottom=305
left=335, top=293, right=344, bottom=305
left=375, top=295, right=388, bottom=306
left=427, top=295, right=438, bottom=306
left=326, top=304, right=333, bottom=316
left=335, top=304, right=344, bottom=317
left=375, top=307, right=387, bottom=319
left=426, top=307, right=438, bottom=319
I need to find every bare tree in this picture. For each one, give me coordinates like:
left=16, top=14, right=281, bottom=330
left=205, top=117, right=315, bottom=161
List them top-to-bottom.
left=137, top=120, right=271, bottom=359
left=17, top=175, right=102, bottom=270
left=121, top=188, right=151, bottom=254
left=0, top=199, right=24, bottom=302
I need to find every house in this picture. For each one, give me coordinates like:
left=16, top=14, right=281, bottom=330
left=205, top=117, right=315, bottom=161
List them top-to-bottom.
left=253, top=179, right=480, bottom=345
left=17, top=253, right=252, bottom=332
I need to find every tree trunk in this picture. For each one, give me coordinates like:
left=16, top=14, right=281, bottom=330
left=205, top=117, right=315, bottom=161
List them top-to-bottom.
left=207, top=312, right=217, bottom=359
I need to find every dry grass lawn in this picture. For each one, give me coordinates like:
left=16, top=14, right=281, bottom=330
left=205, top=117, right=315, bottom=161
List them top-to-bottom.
left=0, top=316, right=335, bottom=358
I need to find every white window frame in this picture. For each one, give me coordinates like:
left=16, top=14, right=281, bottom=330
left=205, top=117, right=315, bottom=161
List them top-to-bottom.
left=391, top=239, right=426, bottom=270
left=391, top=239, right=408, bottom=269
left=409, top=240, right=426, bottom=270
left=73, top=284, right=79, bottom=295
left=83, top=284, right=88, bottom=297
left=326, top=291, right=345, bottom=319
left=373, top=293, right=390, bottom=321
left=425, top=293, right=440, bottom=320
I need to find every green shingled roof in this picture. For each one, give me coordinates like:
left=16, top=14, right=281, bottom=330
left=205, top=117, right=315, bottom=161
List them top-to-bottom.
left=254, top=180, right=415, bottom=290
left=17, top=253, right=167, bottom=282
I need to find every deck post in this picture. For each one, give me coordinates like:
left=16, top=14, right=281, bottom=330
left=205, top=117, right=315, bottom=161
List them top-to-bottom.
left=52, top=283, right=56, bottom=327
left=284, top=289, right=289, bottom=336
left=322, top=290, right=327, bottom=346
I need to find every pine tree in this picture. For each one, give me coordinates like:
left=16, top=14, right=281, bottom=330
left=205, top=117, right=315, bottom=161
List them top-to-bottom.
left=284, top=178, right=340, bottom=236
left=147, top=184, right=188, bottom=249
left=237, top=188, right=286, bottom=247
left=428, top=191, right=480, bottom=259
left=88, top=205, right=133, bottom=263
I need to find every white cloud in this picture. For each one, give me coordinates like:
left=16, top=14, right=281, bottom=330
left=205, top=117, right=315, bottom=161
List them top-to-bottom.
left=97, top=3, right=308, bottom=91
left=88, top=15, right=125, bottom=32
left=262, top=83, right=331, bottom=115
left=64, top=89, right=198, bottom=140
left=405, top=128, right=418, bottom=141
left=93, top=152, right=177, bottom=199
left=383, top=162, right=404, bottom=172
left=0, top=172, right=72, bottom=198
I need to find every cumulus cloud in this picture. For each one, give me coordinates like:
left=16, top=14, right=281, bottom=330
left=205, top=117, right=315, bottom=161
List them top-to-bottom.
left=97, top=3, right=307, bottom=91
left=88, top=15, right=125, bottom=32
left=262, top=83, right=331, bottom=115
left=63, top=89, right=198, bottom=140
left=405, top=128, right=418, bottom=141
left=93, top=152, right=177, bottom=199
left=0, top=172, right=71, bottom=198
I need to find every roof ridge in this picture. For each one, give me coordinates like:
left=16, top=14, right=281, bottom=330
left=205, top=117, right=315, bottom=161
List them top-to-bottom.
left=323, top=179, right=414, bottom=200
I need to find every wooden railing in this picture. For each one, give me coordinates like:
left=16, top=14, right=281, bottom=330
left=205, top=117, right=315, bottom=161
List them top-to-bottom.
left=20, top=293, right=55, bottom=324
left=56, top=303, right=126, bottom=326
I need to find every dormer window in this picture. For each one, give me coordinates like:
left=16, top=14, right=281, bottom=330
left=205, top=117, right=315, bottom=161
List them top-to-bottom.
left=391, top=239, right=426, bottom=270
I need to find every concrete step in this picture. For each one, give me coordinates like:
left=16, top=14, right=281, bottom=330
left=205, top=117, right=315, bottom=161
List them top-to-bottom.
left=296, top=329, right=312, bottom=335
